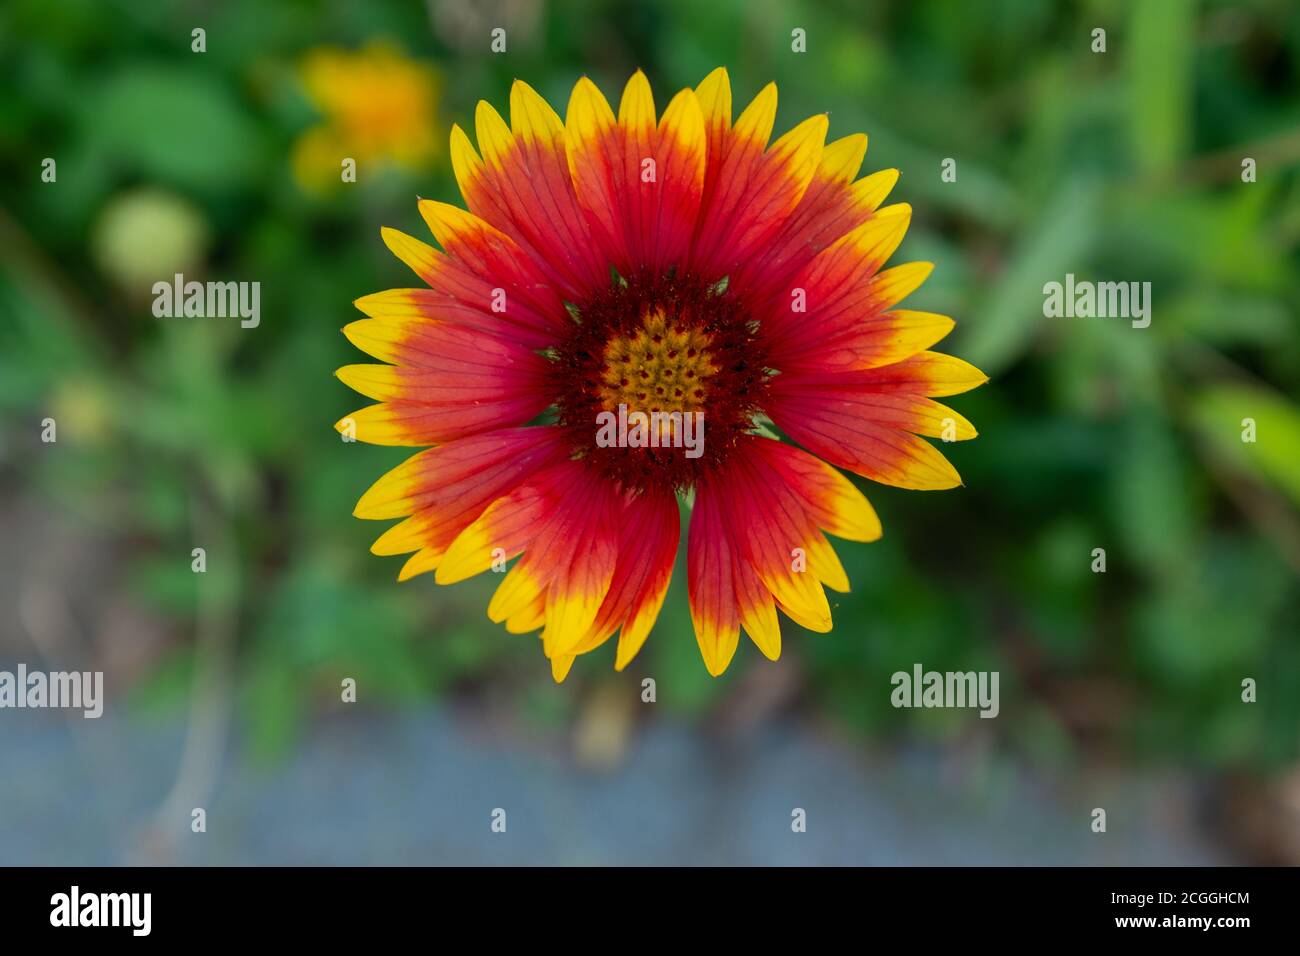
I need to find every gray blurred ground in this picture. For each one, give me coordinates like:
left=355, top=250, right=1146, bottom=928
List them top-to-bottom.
left=0, top=493, right=1239, bottom=866
left=0, top=706, right=1232, bottom=866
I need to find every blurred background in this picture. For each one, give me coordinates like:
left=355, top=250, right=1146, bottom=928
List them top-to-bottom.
left=1, top=0, right=1298, bottom=865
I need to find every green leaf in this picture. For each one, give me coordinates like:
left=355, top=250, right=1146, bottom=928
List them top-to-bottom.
left=1127, top=0, right=1194, bottom=175
left=81, top=64, right=263, bottom=192
left=960, top=180, right=1100, bottom=375
left=1191, top=385, right=1300, bottom=507
left=1108, top=414, right=1197, bottom=576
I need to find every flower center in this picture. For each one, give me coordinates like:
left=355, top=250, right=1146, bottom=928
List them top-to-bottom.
left=548, top=271, right=773, bottom=494
left=597, top=310, right=718, bottom=415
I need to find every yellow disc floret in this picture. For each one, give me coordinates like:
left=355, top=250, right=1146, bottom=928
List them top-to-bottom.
left=598, top=310, right=719, bottom=414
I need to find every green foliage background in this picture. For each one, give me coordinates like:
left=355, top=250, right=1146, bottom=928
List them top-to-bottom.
left=1, top=0, right=1297, bottom=769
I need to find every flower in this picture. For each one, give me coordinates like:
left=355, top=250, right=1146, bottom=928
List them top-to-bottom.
left=293, top=41, right=439, bottom=191
left=336, top=69, right=987, bottom=681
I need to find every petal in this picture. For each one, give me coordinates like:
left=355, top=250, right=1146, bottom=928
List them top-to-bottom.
left=695, top=66, right=732, bottom=160
left=616, top=72, right=659, bottom=269
left=565, top=73, right=706, bottom=275
left=563, top=77, right=622, bottom=260
left=733, top=81, right=778, bottom=145
left=689, top=83, right=829, bottom=277
left=449, top=84, right=607, bottom=301
left=647, top=86, right=707, bottom=270
left=819, top=133, right=869, bottom=183
left=730, top=136, right=889, bottom=305
left=852, top=168, right=900, bottom=212
left=416, top=199, right=568, bottom=337
left=758, top=203, right=944, bottom=374
left=760, top=203, right=913, bottom=340
left=375, top=227, right=562, bottom=348
left=871, top=261, right=934, bottom=310
left=353, top=288, right=551, bottom=351
left=775, top=310, right=957, bottom=375
left=335, top=321, right=552, bottom=444
left=339, top=321, right=545, bottom=389
left=843, top=350, right=990, bottom=398
left=772, top=370, right=978, bottom=437
left=766, top=375, right=968, bottom=490
left=335, top=399, right=545, bottom=446
left=352, top=427, right=562, bottom=520
left=353, top=427, right=570, bottom=582
left=688, top=434, right=876, bottom=673
left=750, top=439, right=882, bottom=542
left=723, top=449, right=832, bottom=633
left=437, top=460, right=621, bottom=662
left=536, top=472, right=621, bottom=657
left=436, top=476, right=555, bottom=584
left=687, top=479, right=741, bottom=676
left=537, top=486, right=682, bottom=672
left=601, top=489, right=681, bottom=670
left=805, top=531, right=850, bottom=593
left=731, top=545, right=781, bottom=660
left=488, top=560, right=547, bottom=625
left=504, top=590, right=548, bottom=635
left=550, top=654, right=577, bottom=683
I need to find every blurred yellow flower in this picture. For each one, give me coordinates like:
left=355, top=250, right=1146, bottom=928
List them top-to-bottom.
left=293, top=41, right=439, bottom=191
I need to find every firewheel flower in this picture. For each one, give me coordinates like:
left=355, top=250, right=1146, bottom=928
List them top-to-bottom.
left=336, top=69, right=987, bottom=681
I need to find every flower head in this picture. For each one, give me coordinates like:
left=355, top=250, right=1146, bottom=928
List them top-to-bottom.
left=293, top=41, right=439, bottom=190
left=337, top=69, right=987, bottom=681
